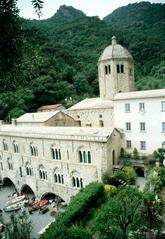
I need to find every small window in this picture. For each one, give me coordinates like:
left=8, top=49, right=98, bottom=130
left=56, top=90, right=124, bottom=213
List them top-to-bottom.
left=117, top=64, right=120, bottom=73
left=121, top=64, right=124, bottom=73
left=105, top=65, right=108, bottom=75
left=108, top=65, right=111, bottom=74
left=161, top=101, right=165, bottom=111
left=125, top=103, right=130, bottom=112
left=139, top=103, right=145, bottom=112
left=99, top=120, right=104, bottom=127
left=126, top=122, right=131, bottom=131
left=140, top=122, right=146, bottom=131
left=162, top=122, right=165, bottom=132
left=3, top=140, right=8, bottom=151
left=126, top=140, right=132, bottom=148
left=140, top=141, right=146, bottom=150
left=0, top=162, right=3, bottom=170
left=19, top=167, right=23, bottom=177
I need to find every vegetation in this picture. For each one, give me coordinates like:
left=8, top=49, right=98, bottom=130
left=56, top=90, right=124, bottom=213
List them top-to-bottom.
left=0, top=2, right=164, bottom=120
left=40, top=182, right=104, bottom=239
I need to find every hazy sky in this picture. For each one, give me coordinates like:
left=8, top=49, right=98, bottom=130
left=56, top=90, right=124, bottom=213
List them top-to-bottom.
left=17, top=0, right=165, bottom=20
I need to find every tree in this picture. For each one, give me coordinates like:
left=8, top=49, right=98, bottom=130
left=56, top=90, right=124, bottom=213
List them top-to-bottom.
left=95, top=186, right=144, bottom=239
left=4, top=211, right=32, bottom=239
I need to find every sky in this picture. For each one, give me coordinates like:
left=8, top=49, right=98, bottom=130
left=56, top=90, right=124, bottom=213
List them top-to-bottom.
left=17, top=0, right=165, bottom=20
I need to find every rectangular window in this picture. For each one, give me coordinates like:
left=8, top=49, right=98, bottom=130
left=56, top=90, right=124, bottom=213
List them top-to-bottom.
left=161, top=101, right=165, bottom=111
left=125, top=103, right=130, bottom=112
left=139, top=103, right=145, bottom=112
left=126, top=122, right=131, bottom=131
left=140, top=122, right=146, bottom=131
left=162, top=122, right=165, bottom=132
left=126, top=140, right=132, bottom=148
left=140, top=141, right=146, bottom=150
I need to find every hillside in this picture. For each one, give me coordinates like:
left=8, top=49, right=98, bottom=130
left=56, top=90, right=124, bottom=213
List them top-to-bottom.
left=0, top=2, right=164, bottom=120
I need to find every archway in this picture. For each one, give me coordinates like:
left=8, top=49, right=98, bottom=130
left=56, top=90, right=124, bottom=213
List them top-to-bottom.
left=135, top=167, right=145, bottom=177
left=2, top=177, right=17, bottom=196
left=21, top=184, right=35, bottom=199
left=41, top=192, right=67, bottom=208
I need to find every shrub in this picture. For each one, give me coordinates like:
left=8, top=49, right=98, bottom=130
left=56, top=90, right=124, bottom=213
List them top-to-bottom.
left=121, top=166, right=137, bottom=184
left=40, top=182, right=104, bottom=239
left=104, top=184, right=117, bottom=197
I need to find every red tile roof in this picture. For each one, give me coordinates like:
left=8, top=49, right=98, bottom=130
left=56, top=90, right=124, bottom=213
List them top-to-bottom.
left=37, top=104, right=64, bottom=110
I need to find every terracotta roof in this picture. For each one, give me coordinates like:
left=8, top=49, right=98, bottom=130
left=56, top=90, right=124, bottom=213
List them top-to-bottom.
left=37, top=104, right=64, bottom=110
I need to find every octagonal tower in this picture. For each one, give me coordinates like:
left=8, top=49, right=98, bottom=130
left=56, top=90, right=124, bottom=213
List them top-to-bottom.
left=98, top=36, right=134, bottom=100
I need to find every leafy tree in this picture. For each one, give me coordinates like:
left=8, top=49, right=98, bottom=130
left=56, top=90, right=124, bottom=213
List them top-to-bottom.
left=95, top=186, right=144, bottom=239
left=5, top=212, right=32, bottom=239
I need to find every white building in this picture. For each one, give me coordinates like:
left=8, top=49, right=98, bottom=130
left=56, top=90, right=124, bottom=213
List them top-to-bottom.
left=0, top=36, right=164, bottom=202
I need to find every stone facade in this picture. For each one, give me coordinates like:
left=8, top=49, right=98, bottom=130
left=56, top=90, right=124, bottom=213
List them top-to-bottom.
left=0, top=127, right=121, bottom=203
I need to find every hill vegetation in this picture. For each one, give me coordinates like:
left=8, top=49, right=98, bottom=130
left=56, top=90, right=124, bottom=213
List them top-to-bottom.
left=0, top=2, right=164, bottom=120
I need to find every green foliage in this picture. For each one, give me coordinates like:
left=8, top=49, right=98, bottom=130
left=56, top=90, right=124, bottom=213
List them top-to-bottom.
left=0, top=2, right=165, bottom=119
left=132, top=148, right=140, bottom=160
left=121, top=166, right=137, bottom=184
left=40, top=182, right=104, bottom=239
left=104, top=184, right=117, bottom=197
left=94, top=186, right=144, bottom=239
left=5, top=212, right=32, bottom=239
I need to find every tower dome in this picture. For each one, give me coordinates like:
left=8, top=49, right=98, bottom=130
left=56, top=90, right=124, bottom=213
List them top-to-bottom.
left=98, top=36, right=134, bottom=100
left=99, top=36, right=133, bottom=62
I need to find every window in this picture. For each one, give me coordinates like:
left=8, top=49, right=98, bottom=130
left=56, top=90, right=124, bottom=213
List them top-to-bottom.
left=108, top=64, right=111, bottom=74
left=117, top=64, right=124, bottom=73
left=117, top=64, right=120, bottom=73
left=121, top=64, right=124, bottom=73
left=105, top=65, right=108, bottom=75
left=105, top=65, right=111, bottom=75
left=161, top=101, right=165, bottom=111
left=125, top=103, right=130, bottom=112
left=139, top=103, right=145, bottom=112
left=99, top=120, right=104, bottom=127
left=126, top=122, right=131, bottom=131
left=140, top=122, right=146, bottom=131
left=162, top=122, right=165, bottom=132
left=3, top=140, right=8, bottom=151
left=126, top=140, right=132, bottom=148
left=140, top=141, right=146, bottom=150
left=13, top=142, right=19, bottom=153
left=30, top=144, right=38, bottom=157
left=51, top=148, right=61, bottom=160
left=78, top=150, right=91, bottom=164
left=7, top=158, right=13, bottom=170
left=26, top=166, right=33, bottom=176
left=39, top=166, right=47, bottom=180
left=19, top=167, right=23, bottom=177
left=54, top=174, right=64, bottom=184
left=72, top=177, right=83, bottom=188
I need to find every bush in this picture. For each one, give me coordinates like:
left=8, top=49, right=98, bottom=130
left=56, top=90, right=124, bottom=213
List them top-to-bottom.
left=121, top=166, right=137, bottom=184
left=40, top=182, right=104, bottom=239
left=104, top=184, right=117, bottom=197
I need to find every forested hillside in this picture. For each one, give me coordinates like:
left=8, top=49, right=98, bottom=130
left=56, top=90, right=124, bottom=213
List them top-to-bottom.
left=0, top=2, right=164, bottom=120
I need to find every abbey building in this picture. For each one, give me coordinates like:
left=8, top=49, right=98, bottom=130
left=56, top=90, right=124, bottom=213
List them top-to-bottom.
left=0, top=37, right=164, bottom=203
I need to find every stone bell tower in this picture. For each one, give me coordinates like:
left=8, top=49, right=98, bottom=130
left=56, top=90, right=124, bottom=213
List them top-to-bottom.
left=98, top=36, right=134, bottom=100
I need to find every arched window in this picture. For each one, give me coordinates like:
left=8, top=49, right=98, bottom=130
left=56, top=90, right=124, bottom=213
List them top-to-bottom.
left=117, top=64, right=120, bottom=73
left=121, top=64, right=124, bottom=73
left=105, top=65, right=108, bottom=75
left=108, top=65, right=111, bottom=74
left=79, top=151, right=83, bottom=163
left=83, top=151, right=87, bottom=163
left=88, top=151, right=91, bottom=164
left=39, top=165, right=47, bottom=180
left=54, top=174, right=58, bottom=183
left=72, top=177, right=76, bottom=187
left=76, top=177, right=80, bottom=188
left=80, top=178, right=83, bottom=188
